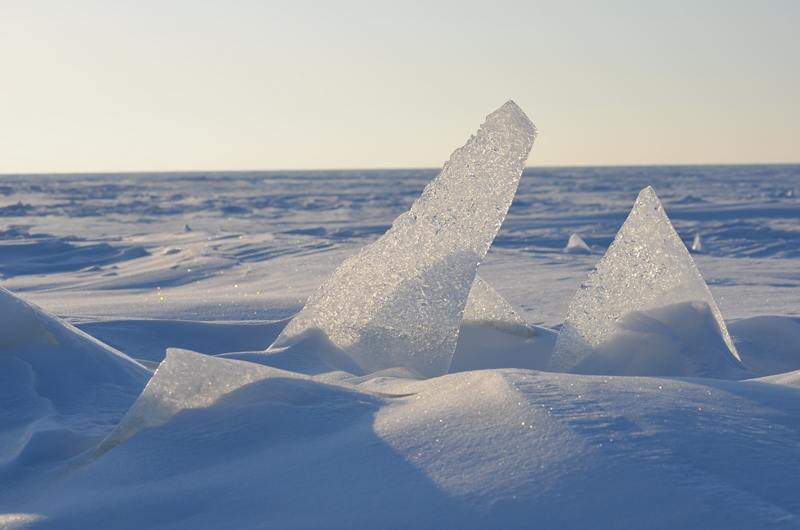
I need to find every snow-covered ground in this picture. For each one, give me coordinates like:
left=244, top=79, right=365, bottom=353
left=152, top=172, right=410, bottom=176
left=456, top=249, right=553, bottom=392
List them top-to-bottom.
left=1, top=107, right=799, bottom=528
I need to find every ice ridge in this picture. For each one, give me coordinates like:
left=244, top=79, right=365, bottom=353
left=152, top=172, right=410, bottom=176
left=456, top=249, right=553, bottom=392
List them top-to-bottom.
left=269, top=101, right=537, bottom=378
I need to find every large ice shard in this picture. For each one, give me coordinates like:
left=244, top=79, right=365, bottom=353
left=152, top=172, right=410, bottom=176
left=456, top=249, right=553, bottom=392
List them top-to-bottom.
left=270, top=101, right=537, bottom=378
left=548, top=187, right=743, bottom=376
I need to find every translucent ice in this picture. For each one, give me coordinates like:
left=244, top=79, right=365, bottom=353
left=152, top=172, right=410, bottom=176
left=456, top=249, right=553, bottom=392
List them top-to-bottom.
left=270, top=101, right=537, bottom=377
left=548, top=186, right=741, bottom=374
left=463, top=276, right=536, bottom=337
left=91, top=348, right=311, bottom=458
left=91, top=348, right=380, bottom=460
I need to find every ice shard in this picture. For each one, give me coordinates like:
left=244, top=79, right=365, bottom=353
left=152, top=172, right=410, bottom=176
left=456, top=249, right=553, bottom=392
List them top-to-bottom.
left=270, top=101, right=537, bottom=378
left=548, top=186, right=741, bottom=374
left=463, top=276, right=536, bottom=337
left=91, top=349, right=309, bottom=458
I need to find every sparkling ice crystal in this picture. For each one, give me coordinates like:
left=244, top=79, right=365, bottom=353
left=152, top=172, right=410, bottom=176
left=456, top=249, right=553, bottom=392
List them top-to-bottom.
left=270, top=101, right=537, bottom=377
left=548, top=186, right=740, bottom=372
left=463, top=276, right=536, bottom=337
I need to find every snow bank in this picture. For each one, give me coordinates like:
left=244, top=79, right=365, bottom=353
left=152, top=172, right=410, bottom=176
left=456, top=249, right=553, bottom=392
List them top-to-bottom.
left=0, top=286, right=150, bottom=492
left=729, top=316, right=800, bottom=376
left=12, top=369, right=800, bottom=529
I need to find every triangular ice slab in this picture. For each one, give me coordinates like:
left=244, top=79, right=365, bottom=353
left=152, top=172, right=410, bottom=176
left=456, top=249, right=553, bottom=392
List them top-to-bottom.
left=270, top=101, right=537, bottom=378
left=548, top=186, right=741, bottom=374
left=463, top=276, right=536, bottom=337
left=91, top=349, right=311, bottom=459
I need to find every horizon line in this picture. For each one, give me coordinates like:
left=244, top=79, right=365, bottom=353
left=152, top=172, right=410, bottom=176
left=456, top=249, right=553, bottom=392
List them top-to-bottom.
left=2, top=161, right=799, bottom=177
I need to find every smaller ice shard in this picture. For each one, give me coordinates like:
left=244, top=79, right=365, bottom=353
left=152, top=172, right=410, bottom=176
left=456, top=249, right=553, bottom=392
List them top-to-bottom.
left=269, top=102, right=537, bottom=378
left=548, top=187, right=742, bottom=377
left=563, top=233, right=591, bottom=254
left=691, top=234, right=703, bottom=252
left=463, top=276, right=536, bottom=337
left=0, top=286, right=149, bottom=375
left=91, top=348, right=372, bottom=460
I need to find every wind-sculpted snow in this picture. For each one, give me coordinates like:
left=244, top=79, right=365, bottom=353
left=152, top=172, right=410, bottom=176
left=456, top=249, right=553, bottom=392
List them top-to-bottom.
left=270, top=101, right=537, bottom=377
left=549, top=187, right=743, bottom=378
left=0, top=234, right=149, bottom=278
left=0, top=287, right=150, bottom=488
left=729, top=316, right=800, bottom=376
left=14, top=369, right=800, bottom=529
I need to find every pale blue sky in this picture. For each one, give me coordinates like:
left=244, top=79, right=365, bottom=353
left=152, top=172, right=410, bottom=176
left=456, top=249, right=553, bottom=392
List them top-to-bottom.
left=1, top=0, right=798, bottom=173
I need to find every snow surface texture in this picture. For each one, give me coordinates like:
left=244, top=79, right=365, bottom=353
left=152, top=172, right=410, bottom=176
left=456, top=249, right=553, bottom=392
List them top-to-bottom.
left=270, top=101, right=536, bottom=377
left=1, top=117, right=800, bottom=527
left=549, top=187, right=744, bottom=378
left=0, top=286, right=149, bottom=502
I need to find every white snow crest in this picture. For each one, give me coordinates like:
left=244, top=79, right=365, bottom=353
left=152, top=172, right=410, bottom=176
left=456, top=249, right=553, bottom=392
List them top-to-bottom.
left=0, top=286, right=58, bottom=351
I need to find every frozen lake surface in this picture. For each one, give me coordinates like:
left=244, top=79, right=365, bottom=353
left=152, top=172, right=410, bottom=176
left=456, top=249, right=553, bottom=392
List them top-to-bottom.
left=1, top=162, right=800, bottom=528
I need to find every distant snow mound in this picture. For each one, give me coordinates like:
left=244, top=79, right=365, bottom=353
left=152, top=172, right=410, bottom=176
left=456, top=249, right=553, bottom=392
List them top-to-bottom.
left=269, top=101, right=537, bottom=378
left=548, top=186, right=743, bottom=378
left=563, top=233, right=591, bottom=254
left=691, top=234, right=703, bottom=252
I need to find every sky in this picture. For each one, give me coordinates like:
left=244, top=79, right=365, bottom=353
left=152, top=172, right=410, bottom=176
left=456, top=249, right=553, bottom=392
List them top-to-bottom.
left=1, top=0, right=798, bottom=173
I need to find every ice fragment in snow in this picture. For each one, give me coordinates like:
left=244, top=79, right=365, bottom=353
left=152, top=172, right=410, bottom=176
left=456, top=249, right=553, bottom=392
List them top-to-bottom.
left=270, top=102, right=537, bottom=377
left=548, top=186, right=740, bottom=373
left=563, top=233, right=591, bottom=254
left=691, top=233, right=703, bottom=252
left=463, top=276, right=536, bottom=337
left=0, top=286, right=147, bottom=373
left=92, top=348, right=379, bottom=459
left=91, top=349, right=312, bottom=458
